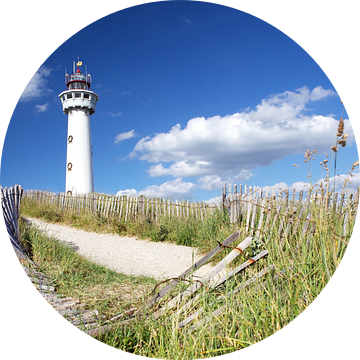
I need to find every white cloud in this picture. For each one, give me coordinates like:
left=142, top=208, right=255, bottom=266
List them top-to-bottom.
left=20, top=66, right=53, bottom=102
left=130, top=86, right=349, bottom=180
left=309, top=86, right=335, bottom=101
left=35, top=103, right=49, bottom=112
left=108, top=111, right=122, bottom=117
left=114, top=129, right=136, bottom=144
left=149, top=160, right=211, bottom=177
left=197, top=170, right=254, bottom=191
left=262, top=171, right=360, bottom=196
left=314, top=172, right=360, bottom=193
left=116, top=178, right=196, bottom=200
left=139, top=178, right=196, bottom=199
left=262, top=181, right=305, bottom=195
left=115, top=188, right=138, bottom=197
left=204, top=196, right=222, bottom=206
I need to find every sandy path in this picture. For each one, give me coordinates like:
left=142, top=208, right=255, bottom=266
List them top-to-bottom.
left=26, top=217, right=213, bottom=280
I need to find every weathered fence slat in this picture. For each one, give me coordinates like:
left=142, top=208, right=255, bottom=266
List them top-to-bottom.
left=20, top=182, right=359, bottom=231
left=1, top=185, right=28, bottom=261
left=139, top=230, right=241, bottom=312
left=153, top=236, right=252, bottom=319
left=210, top=249, right=269, bottom=289
left=23, top=263, right=102, bottom=330
left=180, top=265, right=275, bottom=330
left=187, top=265, right=275, bottom=331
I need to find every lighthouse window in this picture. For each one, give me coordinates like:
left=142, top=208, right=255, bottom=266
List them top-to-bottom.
left=75, top=92, right=81, bottom=98
left=67, top=93, right=73, bottom=99
left=84, top=93, right=89, bottom=99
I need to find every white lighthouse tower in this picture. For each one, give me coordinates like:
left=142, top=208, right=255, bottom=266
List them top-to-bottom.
left=59, top=60, right=99, bottom=195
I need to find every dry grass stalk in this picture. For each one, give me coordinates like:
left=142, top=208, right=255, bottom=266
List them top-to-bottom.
left=334, top=116, right=347, bottom=150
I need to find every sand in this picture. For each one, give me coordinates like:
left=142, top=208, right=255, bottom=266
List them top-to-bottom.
left=26, top=217, right=213, bottom=280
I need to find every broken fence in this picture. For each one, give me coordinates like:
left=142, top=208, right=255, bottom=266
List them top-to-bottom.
left=23, top=184, right=359, bottom=228
left=0, top=185, right=103, bottom=331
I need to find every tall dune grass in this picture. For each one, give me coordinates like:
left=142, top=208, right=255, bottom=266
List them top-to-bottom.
left=18, top=115, right=358, bottom=357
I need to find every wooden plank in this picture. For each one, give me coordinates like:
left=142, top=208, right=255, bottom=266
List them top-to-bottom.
left=232, top=184, right=237, bottom=223
left=1, top=186, right=26, bottom=257
left=245, top=187, right=252, bottom=233
left=97, top=195, right=101, bottom=213
left=105, top=196, right=111, bottom=217
left=109, top=196, right=115, bottom=217
left=118, top=196, right=123, bottom=219
left=125, top=196, right=130, bottom=222
left=129, top=196, right=134, bottom=220
left=144, top=197, right=148, bottom=217
left=149, top=198, right=153, bottom=219
left=155, top=198, right=158, bottom=221
left=250, top=198, right=258, bottom=236
left=255, top=198, right=266, bottom=238
left=174, top=200, right=178, bottom=217
left=263, top=202, right=272, bottom=235
left=138, top=230, right=241, bottom=312
left=152, top=236, right=252, bottom=319
left=210, top=250, right=269, bottom=289
left=180, top=264, right=275, bottom=327
left=21, top=265, right=50, bottom=281
left=188, top=265, right=275, bottom=331
left=28, top=276, right=54, bottom=287
left=34, top=284, right=56, bottom=292
left=84, top=318, right=135, bottom=338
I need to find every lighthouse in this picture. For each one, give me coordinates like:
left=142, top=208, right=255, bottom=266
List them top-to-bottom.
left=59, top=60, right=99, bottom=195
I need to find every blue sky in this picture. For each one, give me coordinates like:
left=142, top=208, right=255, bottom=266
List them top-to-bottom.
left=1, top=0, right=358, bottom=201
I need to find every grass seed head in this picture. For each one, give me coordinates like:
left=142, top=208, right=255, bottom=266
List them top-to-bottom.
left=337, top=117, right=344, bottom=136
left=338, top=139, right=345, bottom=145
left=351, top=160, right=359, bottom=171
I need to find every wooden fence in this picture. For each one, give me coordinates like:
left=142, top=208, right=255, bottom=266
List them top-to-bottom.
left=222, top=183, right=359, bottom=237
left=222, top=183, right=359, bottom=216
left=1, top=184, right=358, bottom=337
left=86, top=184, right=359, bottom=336
left=0, top=185, right=103, bottom=331
left=0, top=185, right=28, bottom=261
left=22, top=185, right=359, bottom=239
left=23, top=190, right=216, bottom=221
left=86, top=228, right=277, bottom=337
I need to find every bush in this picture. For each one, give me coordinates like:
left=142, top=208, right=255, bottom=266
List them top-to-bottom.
left=41, top=208, right=63, bottom=222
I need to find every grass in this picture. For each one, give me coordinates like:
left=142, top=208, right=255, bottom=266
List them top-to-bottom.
left=18, top=116, right=357, bottom=358
left=18, top=189, right=356, bottom=359
left=20, top=198, right=236, bottom=255
left=19, top=217, right=158, bottom=319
